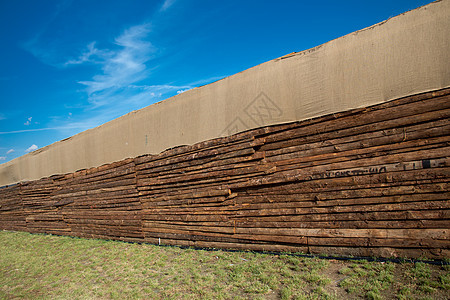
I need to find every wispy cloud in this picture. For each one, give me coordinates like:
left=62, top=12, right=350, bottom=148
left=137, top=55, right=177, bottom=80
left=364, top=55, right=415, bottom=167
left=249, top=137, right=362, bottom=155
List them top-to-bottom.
left=160, top=0, right=176, bottom=11
left=18, top=4, right=225, bottom=144
left=56, top=22, right=194, bottom=132
left=74, top=24, right=155, bottom=108
left=64, top=42, right=106, bottom=65
left=24, top=117, right=32, bottom=126
left=0, top=125, right=90, bottom=135
left=25, top=144, right=38, bottom=153
left=6, top=149, right=14, bottom=154
left=0, top=157, right=5, bottom=161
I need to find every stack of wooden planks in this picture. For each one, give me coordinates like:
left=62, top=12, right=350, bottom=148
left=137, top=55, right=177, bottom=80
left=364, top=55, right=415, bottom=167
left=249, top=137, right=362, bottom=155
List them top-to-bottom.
left=0, top=88, right=448, bottom=259
left=53, top=158, right=142, bottom=242
left=20, top=176, right=67, bottom=235
left=0, top=184, right=26, bottom=231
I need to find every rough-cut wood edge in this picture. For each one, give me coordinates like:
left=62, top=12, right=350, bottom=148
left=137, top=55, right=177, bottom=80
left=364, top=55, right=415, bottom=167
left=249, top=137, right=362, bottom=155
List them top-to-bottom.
left=0, top=87, right=449, bottom=259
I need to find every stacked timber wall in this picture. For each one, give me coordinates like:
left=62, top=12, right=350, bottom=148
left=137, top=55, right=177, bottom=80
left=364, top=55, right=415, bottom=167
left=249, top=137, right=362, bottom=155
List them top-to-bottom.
left=1, top=0, right=449, bottom=187
left=1, top=88, right=449, bottom=259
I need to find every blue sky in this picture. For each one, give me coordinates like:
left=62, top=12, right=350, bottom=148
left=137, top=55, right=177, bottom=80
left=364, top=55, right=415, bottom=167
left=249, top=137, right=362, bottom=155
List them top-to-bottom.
left=0, top=0, right=433, bottom=163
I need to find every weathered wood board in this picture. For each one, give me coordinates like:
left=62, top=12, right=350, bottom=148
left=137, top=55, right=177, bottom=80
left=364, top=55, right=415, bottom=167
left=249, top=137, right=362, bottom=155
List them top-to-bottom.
left=0, top=88, right=449, bottom=259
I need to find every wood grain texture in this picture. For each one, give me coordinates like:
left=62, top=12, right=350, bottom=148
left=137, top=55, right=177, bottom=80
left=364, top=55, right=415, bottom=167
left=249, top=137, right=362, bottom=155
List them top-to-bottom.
left=0, top=88, right=449, bottom=259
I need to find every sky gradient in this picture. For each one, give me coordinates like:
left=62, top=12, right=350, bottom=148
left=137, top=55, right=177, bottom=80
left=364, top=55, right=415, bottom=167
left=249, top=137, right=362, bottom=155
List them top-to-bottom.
left=0, top=0, right=433, bottom=163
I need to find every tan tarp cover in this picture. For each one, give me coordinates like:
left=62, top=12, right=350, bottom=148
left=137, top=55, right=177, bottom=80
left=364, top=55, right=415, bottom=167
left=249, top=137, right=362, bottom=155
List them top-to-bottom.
left=1, top=0, right=449, bottom=186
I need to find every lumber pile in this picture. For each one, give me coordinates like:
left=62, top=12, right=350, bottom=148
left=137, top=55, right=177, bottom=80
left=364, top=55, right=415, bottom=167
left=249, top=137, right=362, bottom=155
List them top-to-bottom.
left=0, top=88, right=449, bottom=259
left=136, top=88, right=450, bottom=258
left=53, top=158, right=142, bottom=242
left=20, top=176, right=67, bottom=235
left=0, top=184, right=26, bottom=231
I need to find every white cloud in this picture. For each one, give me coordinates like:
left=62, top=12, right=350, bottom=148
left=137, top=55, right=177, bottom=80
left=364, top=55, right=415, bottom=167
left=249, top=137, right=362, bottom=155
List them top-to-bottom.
left=160, top=0, right=176, bottom=11
left=25, top=19, right=223, bottom=139
left=53, top=22, right=193, bottom=133
left=74, top=23, right=155, bottom=108
left=65, top=42, right=105, bottom=65
left=177, top=89, right=191, bottom=94
left=24, top=117, right=32, bottom=126
left=25, top=144, right=38, bottom=153
left=6, top=149, right=14, bottom=154
left=0, top=157, right=5, bottom=161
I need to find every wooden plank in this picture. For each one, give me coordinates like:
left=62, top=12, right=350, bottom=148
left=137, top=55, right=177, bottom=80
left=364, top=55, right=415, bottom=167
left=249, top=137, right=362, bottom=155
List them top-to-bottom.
left=0, top=89, right=449, bottom=259
left=262, top=94, right=450, bottom=145
left=237, top=209, right=449, bottom=223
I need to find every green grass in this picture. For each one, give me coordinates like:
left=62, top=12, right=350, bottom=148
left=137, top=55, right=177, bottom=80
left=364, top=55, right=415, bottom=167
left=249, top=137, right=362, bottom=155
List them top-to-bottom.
left=0, top=231, right=449, bottom=299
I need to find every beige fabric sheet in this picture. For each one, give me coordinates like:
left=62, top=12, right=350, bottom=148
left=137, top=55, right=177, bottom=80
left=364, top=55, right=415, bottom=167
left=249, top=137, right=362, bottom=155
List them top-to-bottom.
left=1, top=0, right=449, bottom=186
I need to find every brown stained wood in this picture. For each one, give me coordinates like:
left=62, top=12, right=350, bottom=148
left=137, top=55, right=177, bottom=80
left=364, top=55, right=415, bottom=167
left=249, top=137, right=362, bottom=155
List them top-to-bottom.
left=0, top=88, right=449, bottom=259
left=252, top=88, right=450, bottom=140
left=262, top=94, right=450, bottom=145
left=261, top=109, right=450, bottom=154
left=264, top=114, right=450, bottom=158
left=265, top=122, right=450, bottom=163
left=134, top=134, right=258, bottom=166
left=135, top=137, right=450, bottom=190
left=269, top=139, right=450, bottom=174
left=135, top=140, right=260, bottom=171
left=270, top=141, right=450, bottom=179
left=137, top=148, right=260, bottom=177
left=137, top=152, right=265, bottom=181
left=136, top=154, right=264, bottom=184
left=59, top=159, right=135, bottom=182
left=136, top=159, right=275, bottom=187
left=230, top=160, right=450, bottom=190
left=53, top=162, right=134, bottom=185
left=57, top=168, right=137, bottom=186
left=235, top=168, right=448, bottom=200
left=137, top=170, right=266, bottom=193
left=57, top=177, right=137, bottom=192
left=238, top=177, right=450, bottom=195
left=235, top=183, right=449, bottom=203
left=137, top=185, right=233, bottom=199
left=54, top=186, right=138, bottom=199
left=141, top=188, right=231, bottom=202
left=145, top=189, right=449, bottom=212
left=55, top=192, right=138, bottom=203
left=141, top=193, right=449, bottom=215
left=234, top=193, right=449, bottom=212
left=65, top=195, right=139, bottom=205
left=141, top=196, right=230, bottom=209
left=232, top=200, right=449, bottom=218
left=69, top=203, right=142, bottom=211
left=238, top=209, right=449, bottom=223
left=143, top=210, right=450, bottom=228
left=142, top=213, right=232, bottom=222
left=64, top=218, right=141, bottom=226
left=149, top=219, right=450, bottom=230
left=142, top=221, right=449, bottom=240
